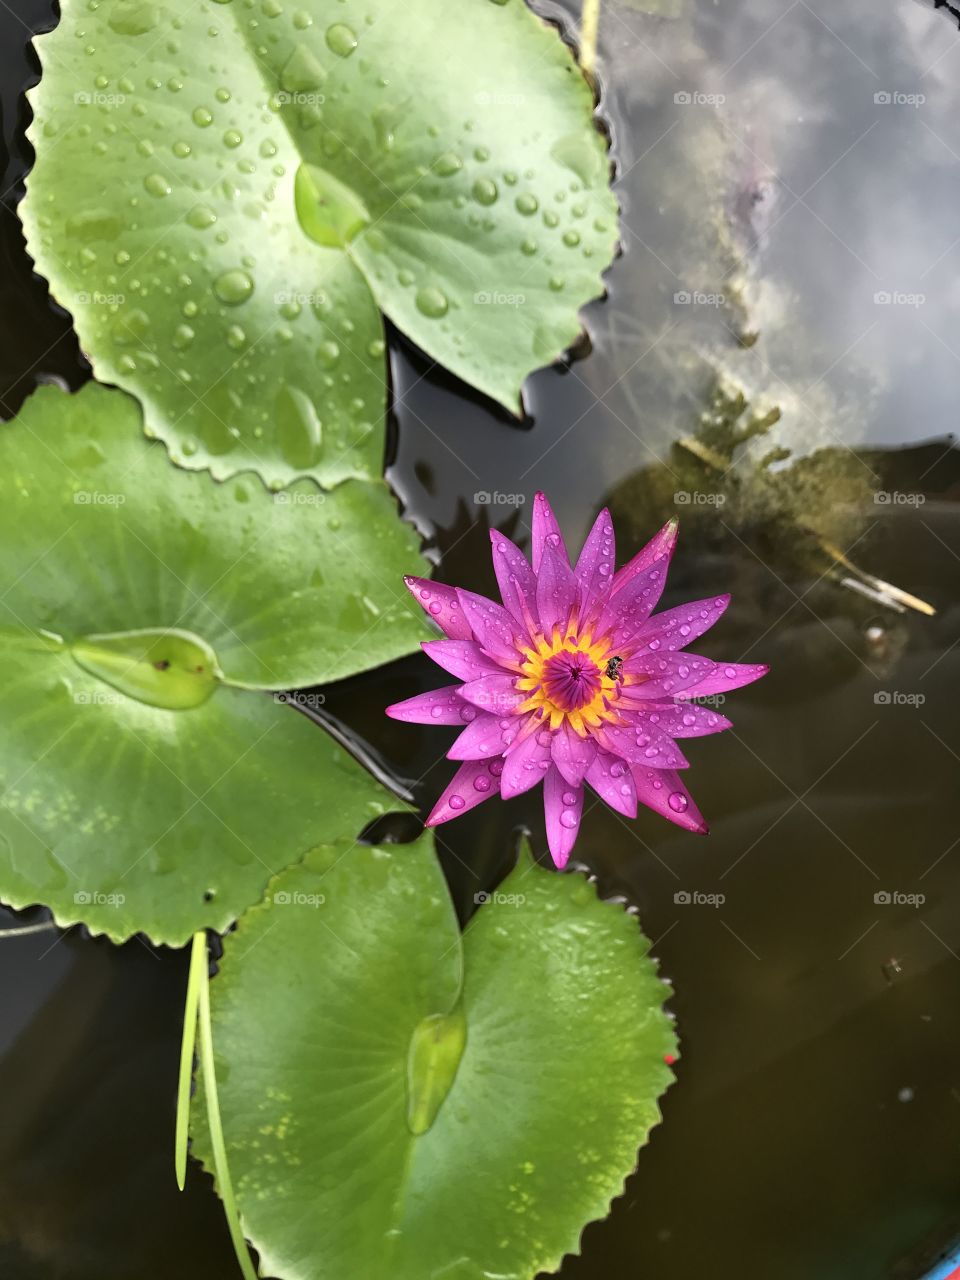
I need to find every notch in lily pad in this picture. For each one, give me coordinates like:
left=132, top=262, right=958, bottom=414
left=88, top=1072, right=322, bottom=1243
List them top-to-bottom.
left=295, top=163, right=369, bottom=249
left=71, top=628, right=223, bottom=710
left=406, top=1005, right=467, bottom=1136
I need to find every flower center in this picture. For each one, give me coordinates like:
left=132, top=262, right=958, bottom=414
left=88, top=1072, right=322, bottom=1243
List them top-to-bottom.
left=515, top=631, right=625, bottom=735
left=540, top=649, right=602, bottom=712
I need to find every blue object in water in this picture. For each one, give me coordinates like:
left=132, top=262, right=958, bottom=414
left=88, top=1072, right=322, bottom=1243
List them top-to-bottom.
left=923, top=1247, right=960, bottom=1280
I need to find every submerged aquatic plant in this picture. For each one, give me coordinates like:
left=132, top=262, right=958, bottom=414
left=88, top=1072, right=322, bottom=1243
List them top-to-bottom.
left=388, top=493, right=767, bottom=867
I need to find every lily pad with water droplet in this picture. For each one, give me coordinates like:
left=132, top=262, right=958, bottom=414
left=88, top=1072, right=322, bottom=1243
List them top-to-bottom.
left=22, top=0, right=617, bottom=486
left=0, top=383, right=429, bottom=943
left=192, top=833, right=676, bottom=1279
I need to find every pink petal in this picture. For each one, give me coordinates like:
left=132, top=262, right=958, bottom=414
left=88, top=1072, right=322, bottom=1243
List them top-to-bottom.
left=531, top=491, right=568, bottom=572
left=574, top=507, right=616, bottom=622
left=610, top=519, right=678, bottom=598
left=490, top=530, right=539, bottom=633
left=537, top=542, right=579, bottom=638
left=596, top=557, right=671, bottom=648
left=403, top=575, right=473, bottom=641
left=456, top=588, right=524, bottom=665
left=633, top=594, right=730, bottom=654
left=422, top=639, right=505, bottom=682
left=625, top=652, right=716, bottom=699
left=685, top=662, right=769, bottom=697
left=459, top=673, right=524, bottom=716
left=385, top=686, right=471, bottom=726
left=645, top=703, right=733, bottom=738
left=448, top=713, right=518, bottom=760
left=550, top=722, right=597, bottom=786
left=598, top=722, right=689, bottom=770
left=500, top=729, right=552, bottom=799
left=585, top=750, right=637, bottom=818
left=425, top=759, right=502, bottom=826
left=543, top=766, right=582, bottom=869
left=630, top=766, right=708, bottom=834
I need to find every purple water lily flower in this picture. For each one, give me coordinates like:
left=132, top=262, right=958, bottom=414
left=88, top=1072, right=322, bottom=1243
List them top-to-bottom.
left=387, top=493, right=767, bottom=869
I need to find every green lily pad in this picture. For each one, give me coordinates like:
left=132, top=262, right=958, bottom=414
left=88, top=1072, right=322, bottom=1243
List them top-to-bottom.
left=23, top=0, right=618, bottom=486
left=0, top=382, right=427, bottom=943
left=193, top=834, right=676, bottom=1279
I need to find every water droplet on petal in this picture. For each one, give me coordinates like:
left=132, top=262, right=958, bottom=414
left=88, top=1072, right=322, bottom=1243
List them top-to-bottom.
left=108, top=1, right=160, bottom=35
left=325, top=22, right=357, bottom=56
left=434, top=151, right=462, bottom=176
left=144, top=173, right=171, bottom=198
left=472, top=177, right=498, bottom=206
left=187, top=204, right=217, bottom=229
left=213, top=269, right=254, bottom=304
left=415, top=286, right=448, bottom=318
left=668, top=791, right=688, bottom=813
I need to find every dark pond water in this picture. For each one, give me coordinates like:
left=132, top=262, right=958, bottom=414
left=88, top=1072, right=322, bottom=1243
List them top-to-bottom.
left=2, top=0, right=960, bottom=1277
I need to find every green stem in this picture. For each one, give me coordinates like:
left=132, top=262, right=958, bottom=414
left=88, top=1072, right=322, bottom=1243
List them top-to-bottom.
left=581, top=0, right=600, bottom=80
left=0, top=922, right=57, bottom=938
left=175, top=930, right=207, bottom=1191
left=198, top=944, right=259, bottom=1280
